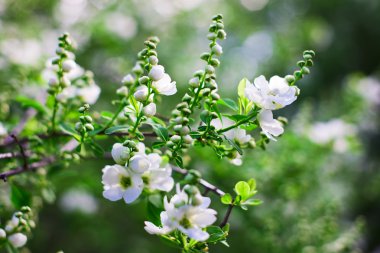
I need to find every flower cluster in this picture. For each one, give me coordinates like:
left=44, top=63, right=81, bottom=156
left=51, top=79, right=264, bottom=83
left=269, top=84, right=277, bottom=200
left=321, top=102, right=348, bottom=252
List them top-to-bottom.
left=44, top=33, right=101, bottom=105
left=102, top=141, right=174, bottom=204
left=144, top=184, right=217, bottom=241
left=0, top=207, right=34, bottom=249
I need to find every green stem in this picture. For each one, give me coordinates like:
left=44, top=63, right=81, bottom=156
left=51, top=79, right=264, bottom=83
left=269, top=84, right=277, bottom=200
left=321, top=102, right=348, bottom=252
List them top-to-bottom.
left=51, top=96, right=59, bottom=133
left=101, top=103, right=125, bottom=132
left=217, top=112, right=256, bottom=134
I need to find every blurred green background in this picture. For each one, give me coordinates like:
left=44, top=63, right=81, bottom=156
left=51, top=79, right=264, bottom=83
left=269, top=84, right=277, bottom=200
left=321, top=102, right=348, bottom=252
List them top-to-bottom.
left=1, top=0, right=380, bottom=252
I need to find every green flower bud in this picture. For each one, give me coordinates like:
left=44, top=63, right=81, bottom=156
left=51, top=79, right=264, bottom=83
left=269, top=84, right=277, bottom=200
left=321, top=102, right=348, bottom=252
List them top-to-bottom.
left=212, top=14, right=223, bottom=21
left=209, top=23, right=217, bottom=32
left=216, top=23, right=224, bottom=29
left=217, top=30, right=227, bottom=40
left=207, top=33, right=217, bottom=40
left=144, top=41, right=156, bottom=49
left=211, top=44, right=223, bottom=56
left=200, top=52, right=210, bottom=61
left=303, top=54, right=312, bottom=60
left=210, top=58, right=220, bottom=67
left=306, top=59, right=314, bottom=67
left=297, top=60, right=305, bottom=68
left=132, top=64, right=144, bottom=75
left=206, top=65, right=215, bottom=74
left=302, top=66, right=310, bottom=75
left=193, top=70, right=204, bottom=78
left=294, top=70, right=303, bottom=79
left=285, top=75, right=295, bottom=83
left=139, top=76, right=149, bottom=84
left=189, top=77, right=200, bottom=88
left=202, top=88, right=211, bottom=97
left=211, top=92, right=220, bottom=100
left=182, top=93, right=192, bottom=103
left=176, top=102, right=188, bottom=110
left=181, top=108, right=192, bottom=115
left=171, top=109, right=181, bottom=117
left=211, top=112, right=218, bottom=119
left=84, top=115, right=93, bottom=123
left=75, top=122, right=82, bottom=131
left=84, top=123, right=94, bottom=131
left=174, top=125, right=183, bottom=132
left=180, top=126, right=190, bottom=135
left=183, top=135, right=193, bottom=144
left=248, top=139, right=256, bottom=149
left=166, top=141, right=175, bottom=148
left=21, top=206, right=32, bottom=213
left=15, top=212, right=23, bottom=218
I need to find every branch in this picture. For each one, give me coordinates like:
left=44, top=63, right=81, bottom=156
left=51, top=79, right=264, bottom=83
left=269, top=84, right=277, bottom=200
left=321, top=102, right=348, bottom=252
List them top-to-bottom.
left=11, top=135, right=28, bottom=170
left=219, top=203, right=234, bottom=228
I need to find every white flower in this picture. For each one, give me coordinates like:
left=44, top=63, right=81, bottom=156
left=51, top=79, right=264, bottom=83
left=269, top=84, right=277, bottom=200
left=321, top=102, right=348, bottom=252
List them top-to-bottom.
left=62, top=59, right=77, bottom=72
left=149, top=65, right=165, bottom=81
left=152, top=73, right=177, bottom=96
left=245, top=75, right=297, bottom=110
left=77, top=84, right=101, bottom=105
left=116, top=86, right=129, bottom=97
left=134, top=86, right=149, bottom=101
left=143, top=102, right=157, bottom=117
left=258, top=110, right=284, bottom=141
left=211, top=117, right=251, bottom=144
left=307, top=119, right=356, bottom=153
left=0, top=122, right=7, bottom=136
left=111, top=143, right=130, bottom=165
left=141, top=153, right=174, bottom=192
left=230, top=153, right=243, bottom=166
left=129, top=154, right=151, bottom=174
left=102, top=165, right=143, bottom=204
left=144, top=184, right=217, bottom=241
left=60, top=189, right=98, bottom=214
left=0, top=228, right=6, bottom=239
left=8, top=233, right=27, bottom=248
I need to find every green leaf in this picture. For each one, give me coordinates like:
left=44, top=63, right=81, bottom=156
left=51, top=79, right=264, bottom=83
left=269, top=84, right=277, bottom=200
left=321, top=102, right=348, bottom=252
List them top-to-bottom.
left=237, top=78, right=250, bottom=98
left=15, top=95, right=48, bottom=114
left=217, top=98, right=239, bottom=111
left=101, top=111, right=114, bottom=120
left=224, top=114, right=248, bottom=123
left=151, top=116, right=167, bottom=127
left=59, top=123, right=81, bottom=140
left=240, top=123, right=257, bottom=131
left=104, top=125, right=129, bottom=134
left=153, top=126, right=169, bottom=142
left=224, top=136, right=243, bottom=155
left=87, top=141, right=105, bottom=156
left=152, top=142, right=166, bottom=149
left=174, top=156, right=183, bottom=168
left=247, top=178, right=256, bottom=191
left=234, top=181, right=250, bottom=200
left=10, top=184, right=31, bottom=208
left=41, top=187, right=56, bottom=204
left=221, top=193, right=232, bottom=205
left=147, top=194, right=164, bottom=225
left=243, top=199, right=263, bottom=206
left=206, top=226, right=227, bottom=243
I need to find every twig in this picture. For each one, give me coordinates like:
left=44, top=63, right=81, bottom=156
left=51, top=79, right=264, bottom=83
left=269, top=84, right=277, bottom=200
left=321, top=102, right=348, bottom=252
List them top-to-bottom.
left=11, top=135, right=28, bottom=170
left=0, top=151, right=32, bottom=160
left=219, top=203, right=234, bottom=228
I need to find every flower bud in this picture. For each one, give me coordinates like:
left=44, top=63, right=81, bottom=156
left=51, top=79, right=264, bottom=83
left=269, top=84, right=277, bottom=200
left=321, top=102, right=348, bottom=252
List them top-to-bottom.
left=217, top=30, right=227, bottom=40
left=207, top=33, right=217, bottom=40
left=212, top=44, right=223, bottom=56
left=200, top=53, right=210, bottom=61
left=149, top=56, right=159, bottom=65
left=210, top=58, right=220, bottom=67
left=62, top=59, right=76, bottom=72
left=132, top=64, right=143, bottom=75
left=149, top=65, right=165, bottom=81
left=205, top=65, right=215, bottom=74
left=301, top=66, right=310, bottom=75
left=193, top=70, right=204, bottom=78
left=122, top=74, right=135, bottom=86
left=61, top=75, right=71, bottom=87
left=285, top=75, right=295, bottom=83
left=139, top=76, right=149, bottom=85
left=48, top=77, right=59, bottom=87
left=189, top=77, right=200, bottom=88
left=116, top=86, right=129, bottom=97
left=134, top=86, right=149, bottom=101
left=202, top=88, right=211, bottom=96
left=211, top=92, right=220, bottom=101
left=182, top=93, right=192, bottom=103
left=176, top=102, right=188, bottom=110
left=143, top=103, right=156, bottom=117
left=181, top=108, right=192, bottom=115
left=75, top=122, right=82, bottom=131
left=84, top=123, right=94, bottom=131
left=173, top=125, right=183, bottom=132
left=180, top=126, right=190, bottom=135
left=170, top=135, right=181, bottom=143
left=183, top=135, right=193, bottom=144
left=248, top=139, right=256, bottom=149
left=166, top=141, right=175, bottom=148
left=112, top=143, right=130, bottom=165
left=129, top=154, right=150, bottom=173
left=21, top=206, right=31, bottom=213
left=14, top=212, right=23, bottom=218
left=8, top=233, right=27, bottom=248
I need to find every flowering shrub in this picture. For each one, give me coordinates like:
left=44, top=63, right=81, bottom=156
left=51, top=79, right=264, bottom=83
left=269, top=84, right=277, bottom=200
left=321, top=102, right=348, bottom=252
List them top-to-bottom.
left=0, top=14, right=316, bottom=252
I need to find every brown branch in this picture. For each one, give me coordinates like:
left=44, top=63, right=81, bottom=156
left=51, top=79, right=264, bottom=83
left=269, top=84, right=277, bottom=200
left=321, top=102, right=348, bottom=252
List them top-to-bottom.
left=11, top=135, right=28, bottom=170
left=219, top=203, right=234, bottom=228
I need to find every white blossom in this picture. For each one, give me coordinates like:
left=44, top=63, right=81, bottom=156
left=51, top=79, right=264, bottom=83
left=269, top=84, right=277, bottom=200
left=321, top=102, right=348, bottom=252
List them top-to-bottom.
left=62, top=59, right=77, bottom=72
left=149, top=65, right=165, bottom=81
left=122, top=74, right=135, bottom=85
left=152, top=74, right=177, bottom=96
left=245, top=75, right=297, bottom=110
left=76, top=84, right=101, bottom=104
left=116, top=86, right=129, bottom=97
left=143, top=102, right=157, bottom=117
left=258, top=110, right=284, bottom=141
left=211, top=117, right=251, bottom=144
left=307, top=119, right=356, bottom=153
left=111, top=143, right=130, bottom=165
left=141, top=153, right=174, bottom=192
left=129, top=154, right=151, bottom=174
left=102, top=164, right=143, bottom=204
left=144, top=184, right=217, bottom=241
left=60, top=189, right=98, bottom=214
left=8, top=233, right=27, bottom=248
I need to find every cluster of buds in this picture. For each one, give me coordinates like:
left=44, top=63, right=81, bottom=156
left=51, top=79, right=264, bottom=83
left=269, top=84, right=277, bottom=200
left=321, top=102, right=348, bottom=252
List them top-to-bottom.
left=47, top=33, right=76, bottom=95
left=285, top=50, right=315, bottom=85
left=75, top=104, right=94, bottom=134
left=0, top=206, right=34, bottom=249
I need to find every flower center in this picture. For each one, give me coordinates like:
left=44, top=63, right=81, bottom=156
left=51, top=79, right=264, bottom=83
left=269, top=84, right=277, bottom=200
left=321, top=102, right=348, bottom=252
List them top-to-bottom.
left=119, top=175, right=132, bottom=189
left=142, top=175, right=149, bottom=185
left=179, top=217, right=191, bottom=229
